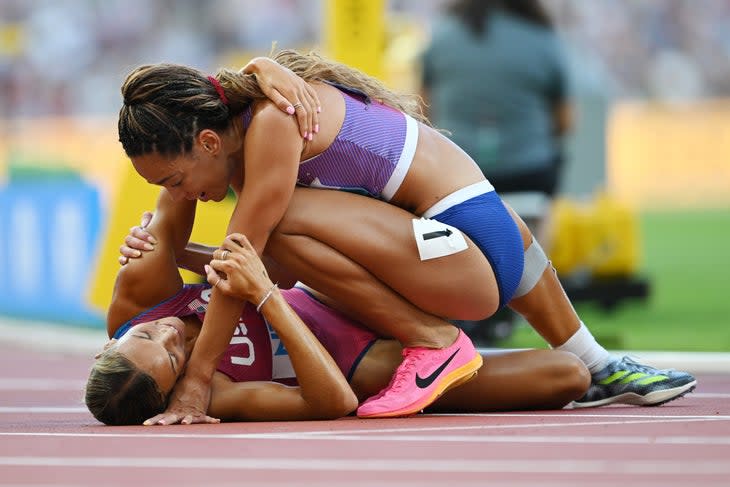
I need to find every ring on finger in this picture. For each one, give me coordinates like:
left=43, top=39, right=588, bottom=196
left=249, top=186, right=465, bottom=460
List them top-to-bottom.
left=292, top=102, right=303, bottom=110
left=221, top=250, right=229, bottom=261
left=214, top=277, right=221, bottom=288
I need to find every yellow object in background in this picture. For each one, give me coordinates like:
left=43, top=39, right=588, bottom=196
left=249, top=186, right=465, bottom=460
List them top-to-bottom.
left=325, top=0, right=385, bottom=78
left=0, top=23, right=24, bottom=57
left=608, top=100, right=730, bottom=209
left=87, top=163, right=234, bottom=312
left=550, top=193, right=640, bottom=278
left=590, top=193, right=640, bottom=277
left=549, top=199, right=585, bottom=276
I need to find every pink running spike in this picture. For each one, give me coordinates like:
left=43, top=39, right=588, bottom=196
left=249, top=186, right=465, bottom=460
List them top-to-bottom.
left=357, top=329, right=482, bottom=418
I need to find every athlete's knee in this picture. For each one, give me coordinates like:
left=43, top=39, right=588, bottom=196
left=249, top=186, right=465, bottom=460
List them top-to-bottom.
left=274, top=207, right=306, bottom=235
left=266, top=230, right=293, bottom=255
left=441, top=284, right=499, bottom=321
left=552, top=351, right=591, bottom=400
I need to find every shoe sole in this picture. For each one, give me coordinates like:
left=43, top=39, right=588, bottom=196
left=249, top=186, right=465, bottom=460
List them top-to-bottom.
left=357, top=354, right=483, bottom=418
left=571, top=380, right=697, bottom=409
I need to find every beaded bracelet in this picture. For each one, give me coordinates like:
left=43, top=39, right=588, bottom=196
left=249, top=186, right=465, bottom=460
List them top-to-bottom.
left=256, top=283, right=279, bottom=313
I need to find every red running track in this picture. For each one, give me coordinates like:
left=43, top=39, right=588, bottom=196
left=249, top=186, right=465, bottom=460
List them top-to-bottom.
left=1, top=344, right=728, bottom=487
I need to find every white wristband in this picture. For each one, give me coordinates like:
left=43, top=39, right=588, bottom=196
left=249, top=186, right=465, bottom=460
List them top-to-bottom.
left=256, top=283, right=278, bottom=313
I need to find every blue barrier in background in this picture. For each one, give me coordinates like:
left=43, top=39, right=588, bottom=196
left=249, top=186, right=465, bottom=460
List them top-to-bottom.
left=0, top=179, right=104, bottom=327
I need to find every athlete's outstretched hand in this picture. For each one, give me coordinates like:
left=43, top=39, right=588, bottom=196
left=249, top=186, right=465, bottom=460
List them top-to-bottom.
left=242, top=57, right=320, bottom=141
left=118, top=211, right=156, bottom=265
left=143, top=374, right=219, bottom=426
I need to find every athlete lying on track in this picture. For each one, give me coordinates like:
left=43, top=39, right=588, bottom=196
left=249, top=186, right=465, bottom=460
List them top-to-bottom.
left=85, top=188, right=590, bottom=425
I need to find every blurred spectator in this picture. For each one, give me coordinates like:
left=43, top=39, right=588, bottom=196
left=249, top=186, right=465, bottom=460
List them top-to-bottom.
left=0, top=0, right=321, bottom=118
left=1, top=0, right=730, bottom=118
left=421, top=0, right=572, bottom=241
left=545, top=0, right=730, bottom=99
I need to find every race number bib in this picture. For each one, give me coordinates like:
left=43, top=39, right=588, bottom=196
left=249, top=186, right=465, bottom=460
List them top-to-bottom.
left=412, top=218, right=468, bottom=261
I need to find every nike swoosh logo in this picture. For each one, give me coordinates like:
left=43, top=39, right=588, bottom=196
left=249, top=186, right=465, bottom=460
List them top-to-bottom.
left=415, top=348, right=461, bottom=389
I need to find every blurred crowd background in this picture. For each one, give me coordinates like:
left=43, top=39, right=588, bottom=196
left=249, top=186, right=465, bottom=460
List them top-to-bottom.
left=2, top=0, right=730, bottom=117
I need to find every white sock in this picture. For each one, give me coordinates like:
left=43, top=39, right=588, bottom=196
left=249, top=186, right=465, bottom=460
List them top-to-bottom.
left=555, top=322, right=611, bottom=374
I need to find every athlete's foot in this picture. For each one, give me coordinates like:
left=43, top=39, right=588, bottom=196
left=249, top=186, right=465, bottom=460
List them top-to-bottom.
left=357, top=329, right=482, bottom=418
left=572, top=356, right=697, bottom=408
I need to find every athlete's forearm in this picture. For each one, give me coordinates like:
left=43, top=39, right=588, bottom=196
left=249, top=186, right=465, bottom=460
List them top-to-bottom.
left=259, top=288, right=357, bottom=414
left=185, top=289, right=245, bottom=382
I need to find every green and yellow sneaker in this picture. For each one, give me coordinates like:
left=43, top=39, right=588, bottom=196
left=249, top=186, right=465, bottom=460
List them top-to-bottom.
left=572, top=356, right=697, bottom=408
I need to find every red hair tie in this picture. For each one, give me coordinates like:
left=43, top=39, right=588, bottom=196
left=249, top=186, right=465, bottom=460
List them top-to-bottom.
left=207, top=75, right=229, bottom=106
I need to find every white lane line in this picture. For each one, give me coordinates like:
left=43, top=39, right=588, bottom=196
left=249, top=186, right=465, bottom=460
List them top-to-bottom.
left=3, top=315, right=730, bottom=372
left=0, top=320, right=104, bottom=356
left=479, top=348, right=730, bottom=374
left=0, top=379, right=86, bottom=391
left=693, top=393, right=730, bottom=398
left=0, top=407, right=88, bottom=413
left=1, top=408, right=727, bottom=420
left=1, top=412, right=728, bottom=434
left=430, top=412, right=730, bottom=419
left=294, top=417, right=730, bottom=436
left=2, top=429, right=729, bottom=445
left=8, top=432, right=730, bottom=446
left=266, top=433, right=730, bottom=445
left=0, top=456, right=728, bottom=474
left=0, top=484, right=720, bottom=487
left=0, top=484, right=599, bottom=487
